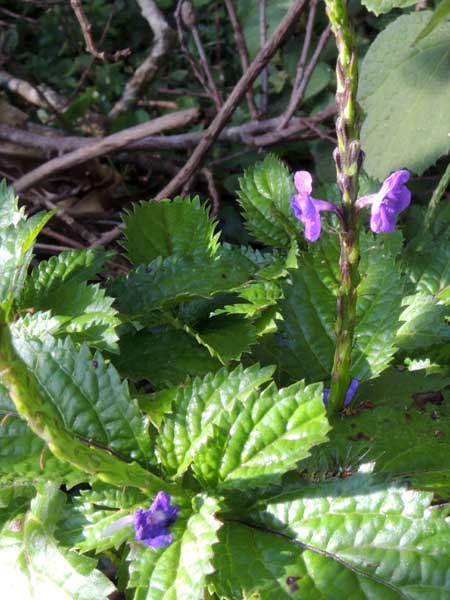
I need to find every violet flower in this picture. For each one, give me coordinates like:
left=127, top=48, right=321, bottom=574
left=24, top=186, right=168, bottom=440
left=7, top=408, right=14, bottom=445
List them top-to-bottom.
left=357, top=170, right=411, bottom=233
left=291, top=171, right=341, bottom=242
left=323, top=378, right=359, bottom=409
left=100, top=491, right=180, bottom=550
left=134, top=491, right=180, bottom=549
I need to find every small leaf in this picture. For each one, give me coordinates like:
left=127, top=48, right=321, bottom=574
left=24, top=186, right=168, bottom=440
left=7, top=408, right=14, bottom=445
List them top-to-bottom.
left=237, top=155, right=296, bottom=248
left=122, top=196, right=220, bottom=265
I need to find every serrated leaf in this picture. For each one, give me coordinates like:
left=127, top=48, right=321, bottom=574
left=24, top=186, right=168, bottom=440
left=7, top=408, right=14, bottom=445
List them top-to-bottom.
left=360, top=0, right=416, bottom=15
left=360, top=13, right=450, bottom=179
left=237, top=154, right=296, bottom=248
left=0, top=182, right=53, bottom=305
left=122, top=196, right=220, bottom=265
left=351, top=237, right=403, bottom=380
left=405, top=239, right=450, bottom=299
left=110, top=248, right=256, bottom=320
left=21, top=249, right=119, bottom=351
left=396, top=292, right=450, bottom=352
left=194, top=315, right=259, bottom=363
left=114, top=325, right=221, bottom=387
left=11, top=333, right=150, bottom=463
left=156, top=364, right=275, bottom=477
left=315, top=369, right=450, bottom=493
left=192, top=380, right=330, bottom=490
left=251, top=474, right=450, bottom=598
left=0, top=484, right=115, bottom=599
left=128, top=496, right=221, bottom=600
left=211, top=522, right=323, bottom=599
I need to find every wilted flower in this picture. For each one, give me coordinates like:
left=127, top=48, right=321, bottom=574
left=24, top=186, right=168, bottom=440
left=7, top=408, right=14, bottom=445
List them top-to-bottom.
left=357, top=170, right=411, bottom=233
left=291, top=171, right=341, bottom=242
left=101, top=491, right=180, bottom=550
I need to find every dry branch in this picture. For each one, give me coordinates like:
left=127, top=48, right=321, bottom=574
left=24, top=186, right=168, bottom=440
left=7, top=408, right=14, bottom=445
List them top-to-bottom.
left=108, top=0, right=175, bottom=120
left=156, top=0, right=308, bottom=200
left=13, top=108, right=199, bottom=193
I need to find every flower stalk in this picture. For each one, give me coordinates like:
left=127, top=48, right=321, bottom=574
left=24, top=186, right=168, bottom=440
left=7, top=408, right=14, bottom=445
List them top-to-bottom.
left=325, top=0, right=362, bottom=412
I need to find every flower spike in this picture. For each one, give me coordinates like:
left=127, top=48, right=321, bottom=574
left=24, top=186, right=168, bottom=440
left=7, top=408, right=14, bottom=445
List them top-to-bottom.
left=357, top=170, right=411, bottom=233
left=291, top=171, right=341, bottom=242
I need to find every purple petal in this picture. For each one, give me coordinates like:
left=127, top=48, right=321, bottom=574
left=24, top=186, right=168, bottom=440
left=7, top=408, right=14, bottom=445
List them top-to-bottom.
left=379, top=170, right=410, bottom=197
left=294, top=171, right=312, bottom=194
left=291, top=193, right=321, bottom=242
left=370, top=203, right=397, bottom=233
left=344, top=378, right=359, bottom=408
left=323, top=388, right=330, bottom=408
left=133, top=492, right=180, bottom=550
left=142, top=530, right=173, bottom=549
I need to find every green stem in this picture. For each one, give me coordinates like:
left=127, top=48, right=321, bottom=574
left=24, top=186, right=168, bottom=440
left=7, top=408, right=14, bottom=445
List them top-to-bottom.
left=324, top=0, right=361, bottom=412
left=424, top=161, right=450, bottom=231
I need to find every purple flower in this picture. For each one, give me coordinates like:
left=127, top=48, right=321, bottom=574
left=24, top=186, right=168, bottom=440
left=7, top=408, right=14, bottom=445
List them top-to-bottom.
left=357, top=170, right=411, bottom=233
left=291, top=171, right=340, bottom=242
left=323, top=378, right=359, bottom=409
left=134, top=491, right=180, bottom=549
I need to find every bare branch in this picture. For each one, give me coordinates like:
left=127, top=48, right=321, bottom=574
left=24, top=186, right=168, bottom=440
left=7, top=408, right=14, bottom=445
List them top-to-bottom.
left=69, top=0, right=131, bottom=62
left=108, top=0, right=175, bottom=120
left=155, top=0, right=309, bottom=200
left=224, top=0, right=258, bottom=119
left=259, top=0, right=268, bottom=116
left=279, top=24, right=332, bottom=129
left=0, top=68, right=67, bottom=112
left=13, top=108, right=200, bottom=193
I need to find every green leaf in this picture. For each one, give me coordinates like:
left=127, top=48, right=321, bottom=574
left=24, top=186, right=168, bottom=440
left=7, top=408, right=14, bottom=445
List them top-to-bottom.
left=360, top=0, right=416, bottom=16
left=415, top=0, right=450, bottom=43
left=360, top=13, right=450, bottom=179
left=237, top=154, right=296, bottom=248
left=0, top=181, right=53, bottom=306
left=122, top=196, right=220, bottom=265
left=259, top=237, right=339, bottom=384
left=351, top=237, right=403, bottom=380
left=405, top=239, right=450, bottom=299
left=110, top=248, right=256, bottom=320
left=21, top=249, right=119, bottom=351
left=396, top=292, right=450, bottom=352
left=193, top=315, right=259, bottom=363
left=114, top=325, right=221, bottom=387
left=12, top=333, right=150, bottom=463
left=156, top=364, right=275, bottom=477
left=310, top=368, right=450, bottom=493
left=192, top=380, right=330, bottom=490
left=252, top=473, right=450, bottom=598
left=0, top=484, right=115, bottom=599
left=128, top=495, right=221, bottom=600
left=211, top=522, right=323, bottom=599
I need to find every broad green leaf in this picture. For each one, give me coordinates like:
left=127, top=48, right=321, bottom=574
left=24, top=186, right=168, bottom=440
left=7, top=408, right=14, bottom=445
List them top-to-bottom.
left=361, top=0, right=416, bottom=15
left=415, top=0, right=450, bottom=43
left=360, top=13, right=450, bottom=179
left=237, top=154, right=296, bottom=248
left=122, top=196, right=220, bottom=265
left=256, top=237, right=339, bottom=384
left=351, top=238, right=403, bottom=380
left=405, top=239, right=450, bottom=299
left=110, top=248, right=256, bottom=319
left=214, top=280, right=282, bottom=318
left=396, top=292, right=450, bottom=352
left=193, top=315, right=259, bottom=363
left=0, top=324, right=172, bottom=495
left=114, top=326, right=221, bottom=387
left=11, top=333, right=150, bottom=463
left=156, top=364, right=275, bottom=477
left=319, top=368, right=450, bottom=493
left=192, top=380, right=329, bottom=490
left=0, top=381, right=79, bottom=485
left=252, top=474, right=450, bottom=598
left=0, top=484, right=115, bottom=599
left=128, top=496, right=221, bottom=600
left=211, top=522, right=324, bottom=599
